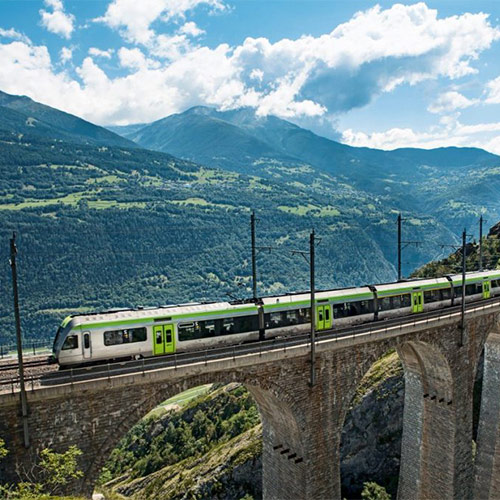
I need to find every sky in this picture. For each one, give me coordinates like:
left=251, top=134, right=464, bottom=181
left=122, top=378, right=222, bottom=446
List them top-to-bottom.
left=1, top=0, right=500, bottom=153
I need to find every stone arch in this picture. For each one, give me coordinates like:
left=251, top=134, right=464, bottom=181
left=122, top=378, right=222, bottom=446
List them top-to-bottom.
left=396, top=340, right=455, bottom=500
left=339, top=347, right=404, bottom=499
left=79, top=370, right=305, bottom=498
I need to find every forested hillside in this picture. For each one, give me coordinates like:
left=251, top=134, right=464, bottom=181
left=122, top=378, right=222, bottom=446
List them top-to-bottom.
left=0, top=93, right=495, bottom=346
left=113, top=106, right=500, bottom=237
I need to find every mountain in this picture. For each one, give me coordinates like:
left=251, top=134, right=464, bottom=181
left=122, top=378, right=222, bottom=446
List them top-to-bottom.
left=0, top=90, right=136, bottom=148
left=0, top=93, right=414, bottom=346
left=110, top=106, right=301, bottom=174
left=112, top=106, right=500, bottom=234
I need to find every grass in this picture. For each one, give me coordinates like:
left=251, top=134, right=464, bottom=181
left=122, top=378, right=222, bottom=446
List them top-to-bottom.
left=0, top=192, right=146, bottom=211
left=170, top=197, right=240, bottom=211
left=278, top=204, right=340, bottom=217
left=352, top=350, right=403, bottom=406
left=146, top=384, right=213, bottom=418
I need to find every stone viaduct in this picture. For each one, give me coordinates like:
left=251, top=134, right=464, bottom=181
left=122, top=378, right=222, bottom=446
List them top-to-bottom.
left=1, top=301, right=500, bottom=499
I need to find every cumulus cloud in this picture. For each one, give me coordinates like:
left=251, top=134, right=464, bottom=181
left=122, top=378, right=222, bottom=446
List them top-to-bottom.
left=39, top=0, right=75, bottom=39
left=95, top=0, right=225, bottom=45
left=1, top=3, right=499, bottom=127
left=178, top=22, right=205, bottom=37
left=0, top=28, right=31, bottom=44
left=60, top=46, right=72, bottom=64
left=88, top=47, right=114, bottom=59
left=428, top=91, right=478, bottom=113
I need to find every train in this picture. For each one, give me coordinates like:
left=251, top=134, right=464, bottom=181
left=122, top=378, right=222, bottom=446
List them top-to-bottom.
left=52, top=270, right=500, bottom=367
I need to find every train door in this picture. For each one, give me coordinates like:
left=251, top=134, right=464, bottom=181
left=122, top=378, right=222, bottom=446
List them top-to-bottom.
left=483, top=280, right=491, bottom=299
left=411, top=291, right=423, bottom=313
left=316, top=305, right=332, bottom=330
left=153, top=324, right=175, bottom=355
left=82, top=331, right=91, bottom=359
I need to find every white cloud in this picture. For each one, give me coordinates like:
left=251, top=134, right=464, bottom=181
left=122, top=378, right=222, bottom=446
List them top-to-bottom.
left=39, top=0, right=75, bottom=39
left=95, top=0, right=225, bottom=45
left=1, top=3, right=499, bottom=127
left=178, top=21, right=205, bottom=37
left=0, top=28, right=31, bottom=44
left=60, top=46, right=72, bottom=64
left=88, top=47, right=114, bottom=59
left=118, top=47, right=160, bottom=70
left=485, top=75, right=500, bottom=103
left=428, top=91, right=478, bottom=113
left=341, top=118, right=500, bottom=155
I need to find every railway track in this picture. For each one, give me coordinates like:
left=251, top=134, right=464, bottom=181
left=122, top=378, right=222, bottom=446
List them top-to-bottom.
left=2, top=296, right=500, bottom=392
left=0, top=358, right=51, bottom=372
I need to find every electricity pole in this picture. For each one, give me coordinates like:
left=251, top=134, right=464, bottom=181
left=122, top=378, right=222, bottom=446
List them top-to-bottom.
left=251, top=211, right=257, bottom=300
left=397, top=213, right=402, bottom=281
left=397, top=213, right=422, bottom=280
left=479, top=215, right=483, bottom=272
left=461, top=229, right=467, bottom=347
left=290, top=230, right=319, bottom=387
left=310, top=230, right=316, bottom=387
left=10, top=232, right=30, bottom=448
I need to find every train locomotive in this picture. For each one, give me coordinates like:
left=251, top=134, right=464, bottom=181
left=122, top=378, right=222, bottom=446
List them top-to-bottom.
left=52, top=270, right=500, bottom=367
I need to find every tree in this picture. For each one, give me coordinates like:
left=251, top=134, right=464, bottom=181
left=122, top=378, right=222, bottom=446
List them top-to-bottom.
left=0, top=438, right=8, bottom=460
left=0, top=444, right=83, bottom=499
left=37, top=446, right=83, bottom=495
left=361, top=482, right=391, bottom=500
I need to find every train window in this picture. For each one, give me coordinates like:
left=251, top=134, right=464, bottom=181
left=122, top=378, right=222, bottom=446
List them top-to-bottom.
left=491, top=279, right=500, bottom=288
left=465, top=283, right=481, bottom=296
left=454, top=286, right=463, bottom=298
left=441, top=288, right=451, bottom=300
left=424, top=290, right=440, bottom=303
left=401, top=294, right=411, bottom=307
left=378, top=297, right=394, bottom=311
left=358, top=300, right=374, bottom=314
left=333, top=303, right=346, bottom=319
left=298, top=308, right=311, bottom=323
left=325, top=308, right=330, bottom=321
left=287, top=310, right=299, bottom=324
left=234, top=315, right=259, bottom=333
left=222, top=318, right=235, bottom=335
left=178, top=322, right=203, bottom=341
left=104, top=327, right=147, bottom=346
left=156, top=330, right=162, bottom=344
left=84, top=333, right=90, bottom=349
left=62, top=334, right=78, bottom=350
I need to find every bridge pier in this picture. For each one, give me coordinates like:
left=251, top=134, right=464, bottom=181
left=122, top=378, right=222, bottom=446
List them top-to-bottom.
left=396, top=320, right=487, bottom=500
left=474, top=331, right=500, bottom=499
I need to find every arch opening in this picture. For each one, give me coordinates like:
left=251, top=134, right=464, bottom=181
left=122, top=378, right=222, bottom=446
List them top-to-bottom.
left=340, top=348, right=404, bottom=499
left=84, top=376, right=303, bottom=500
left=93, top=382, right=263, bottom=499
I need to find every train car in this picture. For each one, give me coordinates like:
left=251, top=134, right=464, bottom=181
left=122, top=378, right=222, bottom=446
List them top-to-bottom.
left=52, top=270, right=500, bottom=367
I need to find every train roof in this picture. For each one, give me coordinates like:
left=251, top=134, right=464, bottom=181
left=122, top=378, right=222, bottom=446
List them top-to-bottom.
left=61, top=269, right=500, bottom=329
left=448, top=270, right=500, bottom=284
left=374, top=277, right=450, bottom=296
left=68, top=300, right=258, bottom=329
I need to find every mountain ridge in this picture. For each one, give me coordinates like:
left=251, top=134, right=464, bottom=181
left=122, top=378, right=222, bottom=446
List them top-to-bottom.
left=0, top=90, right=136, bottom=148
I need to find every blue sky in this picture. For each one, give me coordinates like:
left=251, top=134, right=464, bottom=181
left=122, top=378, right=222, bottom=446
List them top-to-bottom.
left=1, top=0, right=500, bottom=153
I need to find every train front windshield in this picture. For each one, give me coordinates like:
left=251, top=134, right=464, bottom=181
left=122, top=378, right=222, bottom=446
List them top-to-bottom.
left=52, top=327, right=62, bottom=353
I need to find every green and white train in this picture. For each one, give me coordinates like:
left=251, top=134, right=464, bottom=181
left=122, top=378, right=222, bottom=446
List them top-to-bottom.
left=53, top=270, right=500, bottom=367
